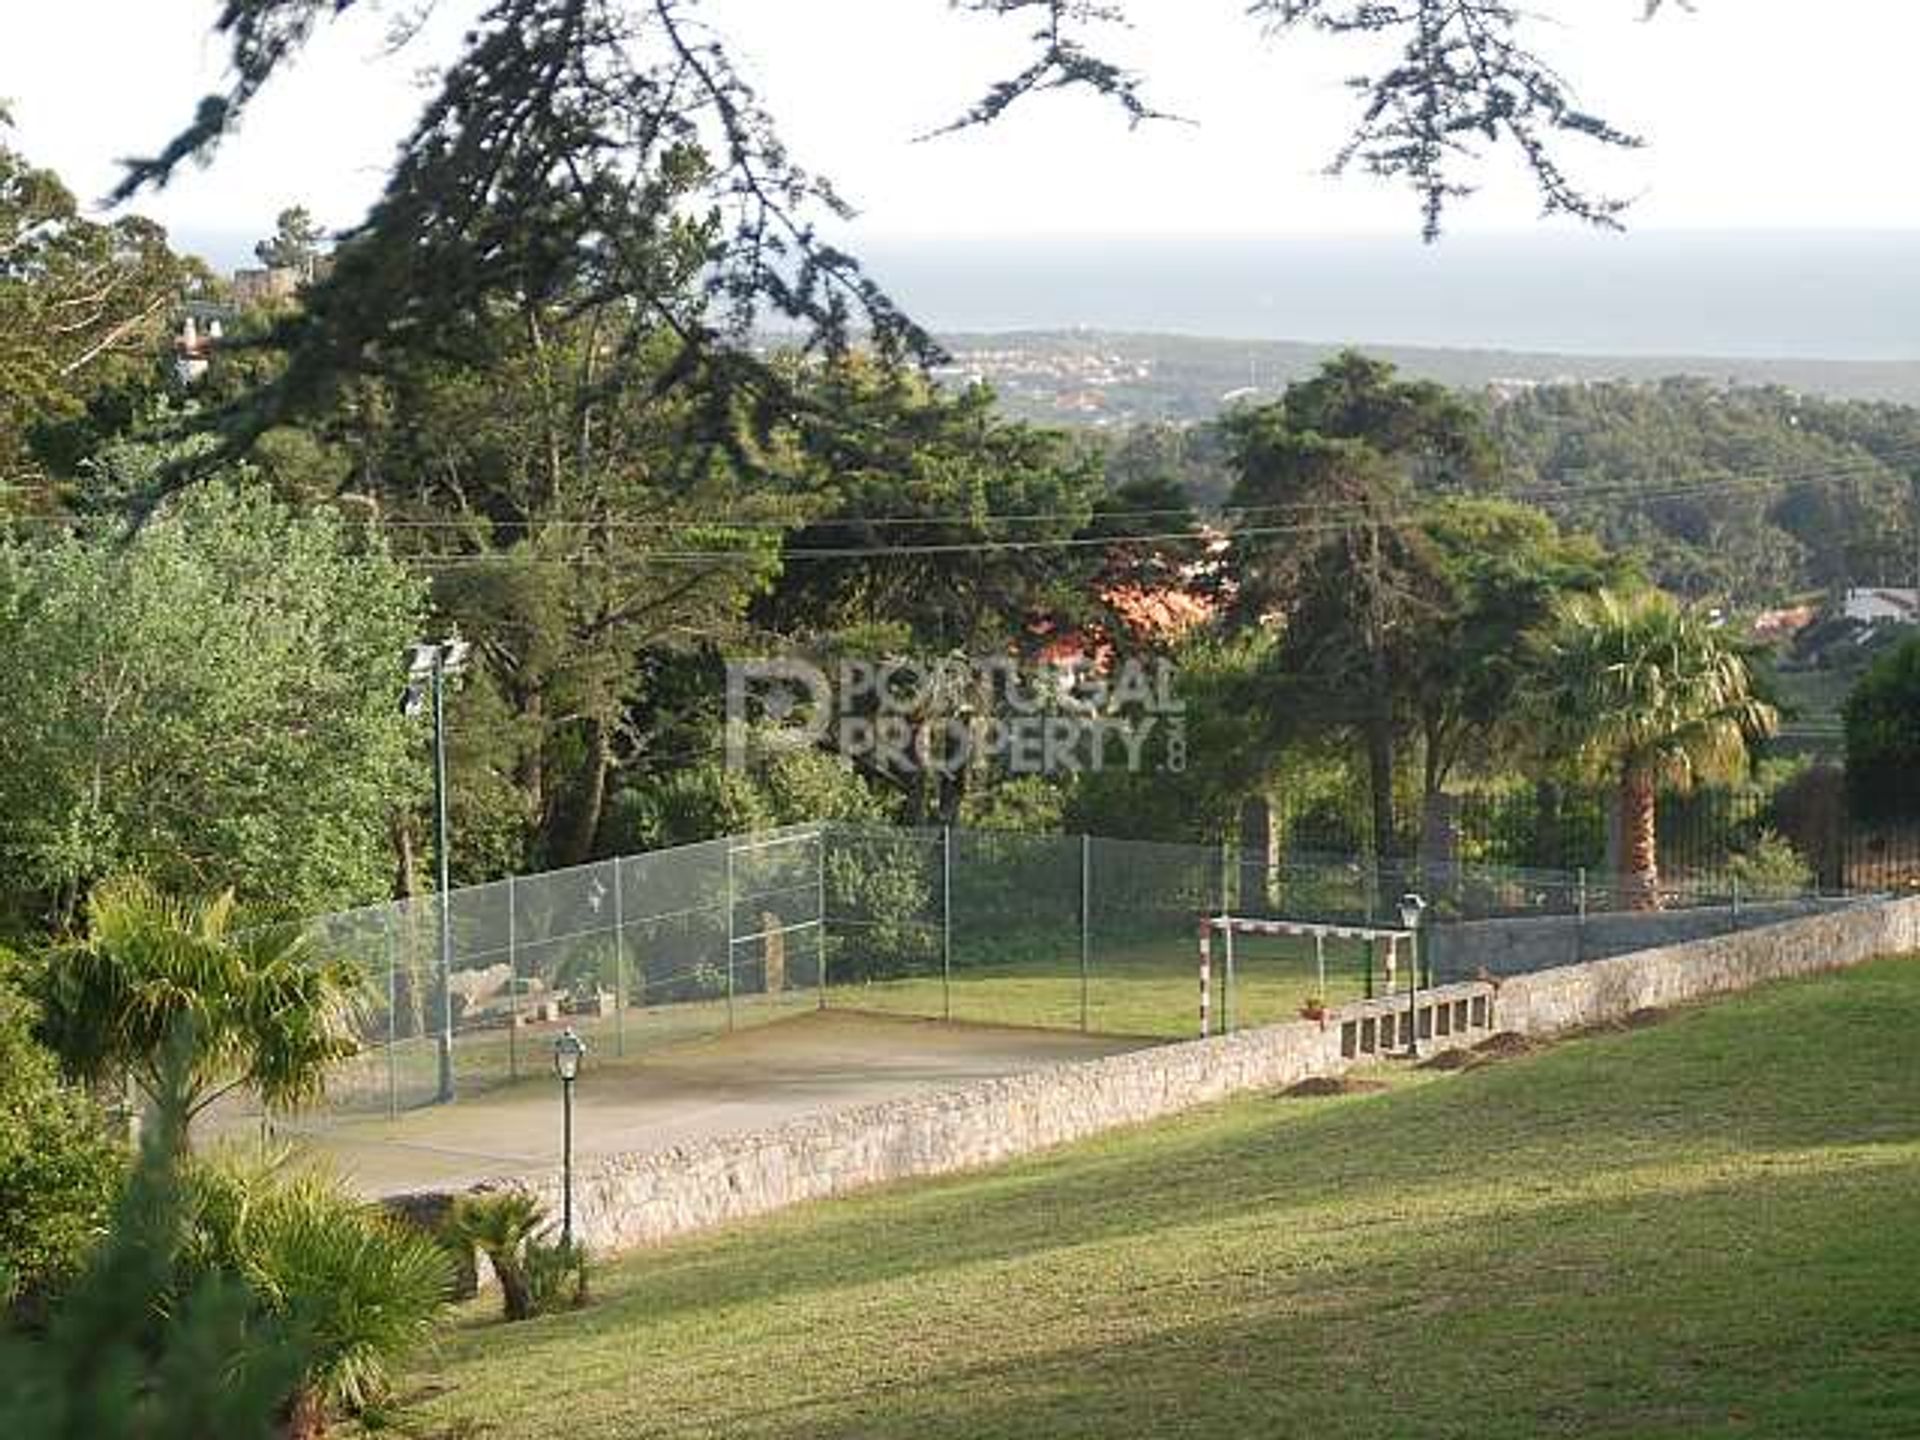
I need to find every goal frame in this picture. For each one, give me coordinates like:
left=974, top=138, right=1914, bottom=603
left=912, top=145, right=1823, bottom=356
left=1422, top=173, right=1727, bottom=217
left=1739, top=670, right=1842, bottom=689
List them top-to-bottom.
left=1196, top=914, right=1412, bottom=1039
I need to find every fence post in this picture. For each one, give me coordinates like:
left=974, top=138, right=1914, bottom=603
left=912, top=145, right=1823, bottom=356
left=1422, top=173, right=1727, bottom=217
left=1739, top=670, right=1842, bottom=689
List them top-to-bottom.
left=941, top=826, right=954, bottom=1023
left=816, top=827, right=829, bottom=1011
left=1079, top=833, right=1091, bottom=1034
left=725, top=842, right=736, bottom=1032
left=612, top=858, right=627, bottom=1057
left=1576, top=865, right=1588, bottom=964
left=506, top=873, right=518, bottom=1082
left=1730, top=873, right=1742, bottom=932
left=383, top=906, right=398, bottom=1121
left=1223, top=920, right=1236, bottom=1035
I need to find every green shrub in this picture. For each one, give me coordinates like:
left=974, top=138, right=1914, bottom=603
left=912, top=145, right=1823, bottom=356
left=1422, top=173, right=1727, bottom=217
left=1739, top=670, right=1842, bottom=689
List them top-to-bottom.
left=1845, top=636, right=1920, bottom=822
left=1726, top=828, right=1815, bottom=898
left=0, top=970, right=124, bottom=1319
left=0, top=1052, right=307, bottom=1440
left=187, top=1155, right=452, bottom=1435
left=446, top=1190, right=588, bottom=1321
left=524, top=1234, right=591, bottom=1314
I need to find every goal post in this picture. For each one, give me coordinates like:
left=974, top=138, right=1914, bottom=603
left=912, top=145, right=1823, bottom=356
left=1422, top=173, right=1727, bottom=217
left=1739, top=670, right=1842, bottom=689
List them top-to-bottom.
left=1196, top=914, right=1411, bottom=1039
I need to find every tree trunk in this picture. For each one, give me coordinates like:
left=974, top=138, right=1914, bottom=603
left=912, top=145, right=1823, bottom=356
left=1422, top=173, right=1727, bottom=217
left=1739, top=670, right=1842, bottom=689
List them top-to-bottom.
left=1363, top=518, right=1400, bottom=909
left=519, top=687, right=547, bottom=847
left=1365, top=706, right=1398, bottom=910
left=559, top=717, right=612, bottom=867
left=1619, top=770, right=1660, bottom=911
left=393, top=814, right=419, bottom=900
left=495, top=1255, right=534, bottom=1322
left=282, top=1384, right=327, bottom=1440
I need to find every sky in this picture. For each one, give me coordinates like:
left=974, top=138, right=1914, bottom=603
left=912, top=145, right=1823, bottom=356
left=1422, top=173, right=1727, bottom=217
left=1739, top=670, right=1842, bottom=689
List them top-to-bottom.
left=5, top=0, right=1919, bottom=262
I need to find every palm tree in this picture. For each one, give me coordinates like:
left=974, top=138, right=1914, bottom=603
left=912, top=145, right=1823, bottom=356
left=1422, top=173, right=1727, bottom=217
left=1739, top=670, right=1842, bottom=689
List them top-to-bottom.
left=1523, top=589, right=1778, bottom=910
left=36, top=877, right=366, bottom=1146
left=446, top=1190, right=548, bottom=1322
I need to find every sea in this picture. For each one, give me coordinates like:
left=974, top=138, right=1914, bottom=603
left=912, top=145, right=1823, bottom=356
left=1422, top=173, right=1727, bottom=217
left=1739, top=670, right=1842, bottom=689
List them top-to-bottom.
left=849, top=231, right=1920, bottom=362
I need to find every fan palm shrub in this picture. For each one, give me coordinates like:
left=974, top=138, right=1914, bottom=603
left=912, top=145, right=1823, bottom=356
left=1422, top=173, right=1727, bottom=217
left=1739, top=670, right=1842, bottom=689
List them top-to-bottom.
left=1522, top=589, right=1777, bottom=908
left=187, top=1156, right=452, bottom=1439
left=446, top=1190, right=587, bottom=1321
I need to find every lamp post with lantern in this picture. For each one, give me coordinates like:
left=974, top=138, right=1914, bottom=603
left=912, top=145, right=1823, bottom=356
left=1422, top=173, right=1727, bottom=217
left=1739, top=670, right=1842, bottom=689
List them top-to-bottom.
left=1398, top=892, right=1428, bottom=1058
left=552, top=1028, right=587, bottom=1247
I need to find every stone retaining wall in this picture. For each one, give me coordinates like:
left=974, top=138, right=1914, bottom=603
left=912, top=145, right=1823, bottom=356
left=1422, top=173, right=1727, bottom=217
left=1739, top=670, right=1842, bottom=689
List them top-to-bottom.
left=1492, top=893, right=1920, bottom=1034
left=493, top=894, right=1920, bottom=1260
left=1427, top=897, right=1849, bottom=980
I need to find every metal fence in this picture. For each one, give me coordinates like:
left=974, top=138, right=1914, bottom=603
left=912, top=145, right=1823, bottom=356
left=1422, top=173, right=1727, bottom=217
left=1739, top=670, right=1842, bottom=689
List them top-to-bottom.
left=283, top=821, right=1855, bottom=1121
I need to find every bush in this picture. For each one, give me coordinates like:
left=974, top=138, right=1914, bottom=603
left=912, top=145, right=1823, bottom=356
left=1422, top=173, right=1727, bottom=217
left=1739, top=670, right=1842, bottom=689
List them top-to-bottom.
left=1845, top=636, right=1920, bottom=823
left=612, top=742, right=890, bottom=853
left=1726, top=828, right=1815, bottom=898
left=0, top=968, right=124, bottom=1319
left=0, top=1058, right=307, bottom=1440
left=186, top=1156, right=452, bottom=1437
left=446, top=1189, right=587, bottom=1322
left=524, top=1234, right=591, bottom=1314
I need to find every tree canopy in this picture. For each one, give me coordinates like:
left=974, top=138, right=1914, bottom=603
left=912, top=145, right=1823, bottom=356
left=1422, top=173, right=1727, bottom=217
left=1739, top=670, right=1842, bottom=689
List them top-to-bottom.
left=0, top=478, right=424, bottom=926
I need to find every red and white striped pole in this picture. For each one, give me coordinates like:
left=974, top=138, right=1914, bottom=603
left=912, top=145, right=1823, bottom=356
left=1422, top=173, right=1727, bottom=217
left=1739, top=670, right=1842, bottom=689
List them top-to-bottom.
left=1197, top=917, right=1212, bottom=1040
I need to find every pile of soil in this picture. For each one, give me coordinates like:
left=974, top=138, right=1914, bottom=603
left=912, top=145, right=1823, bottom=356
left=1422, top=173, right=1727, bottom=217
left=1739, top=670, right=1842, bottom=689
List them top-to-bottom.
left=1470, top=1032, right=1536, bottom=1060
left=1417, top=1049, right=1476, bottom=1071
left=1281, top=1075, right=1388, bottom=1099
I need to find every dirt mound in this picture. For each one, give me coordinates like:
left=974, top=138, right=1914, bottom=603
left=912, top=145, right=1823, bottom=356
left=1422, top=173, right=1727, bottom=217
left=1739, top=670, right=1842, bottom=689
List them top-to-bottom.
left=1470, top=1032, right=1536, bottom=1060
left=1417, top=1049, right=1476, bottom=1071
left=1281, top=1075, right=1388, bottom=1099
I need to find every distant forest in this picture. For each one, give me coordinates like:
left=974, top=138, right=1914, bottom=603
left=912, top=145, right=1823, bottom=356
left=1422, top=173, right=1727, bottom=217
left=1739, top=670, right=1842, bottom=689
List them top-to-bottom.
left=1094, top=379, right=1920, bottom=609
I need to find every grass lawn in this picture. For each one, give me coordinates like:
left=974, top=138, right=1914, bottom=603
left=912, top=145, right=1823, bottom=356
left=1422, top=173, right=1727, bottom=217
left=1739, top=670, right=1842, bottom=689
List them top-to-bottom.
left=393, top=955, right=1920, bottom=1439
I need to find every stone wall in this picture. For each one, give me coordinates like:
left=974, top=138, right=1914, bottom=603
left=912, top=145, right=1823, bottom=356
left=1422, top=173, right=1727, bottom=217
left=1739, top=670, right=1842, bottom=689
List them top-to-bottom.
left=1492, top=893, right=1920, bottom=1035
left=495, top=895, right=1920, bottom=1260
left=1426, top=897, right=1850, bottom=980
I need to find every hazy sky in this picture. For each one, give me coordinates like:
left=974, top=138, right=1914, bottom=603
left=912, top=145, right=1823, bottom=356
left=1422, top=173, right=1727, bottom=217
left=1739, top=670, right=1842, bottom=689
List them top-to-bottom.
left=5, top=0, right=1917, bottom=260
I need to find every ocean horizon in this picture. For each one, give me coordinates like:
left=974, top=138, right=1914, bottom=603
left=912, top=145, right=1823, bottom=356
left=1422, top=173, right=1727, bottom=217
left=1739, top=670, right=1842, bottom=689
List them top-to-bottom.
left=848, top=231, right=1920, bottom=364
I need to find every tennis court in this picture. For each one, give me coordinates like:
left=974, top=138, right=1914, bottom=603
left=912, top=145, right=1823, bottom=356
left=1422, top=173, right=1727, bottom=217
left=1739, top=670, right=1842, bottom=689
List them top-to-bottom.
left=253, top=1009, right=1145, bottom=1196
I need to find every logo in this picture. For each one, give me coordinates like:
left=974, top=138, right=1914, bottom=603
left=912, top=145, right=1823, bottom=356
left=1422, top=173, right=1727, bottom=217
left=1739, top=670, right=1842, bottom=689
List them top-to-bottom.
left=725, top=655, right=1186, bottom=776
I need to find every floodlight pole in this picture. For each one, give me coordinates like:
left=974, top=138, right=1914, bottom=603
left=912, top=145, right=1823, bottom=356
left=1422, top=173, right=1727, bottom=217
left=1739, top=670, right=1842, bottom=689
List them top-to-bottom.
left=431, top=648, right=456, bottom=1104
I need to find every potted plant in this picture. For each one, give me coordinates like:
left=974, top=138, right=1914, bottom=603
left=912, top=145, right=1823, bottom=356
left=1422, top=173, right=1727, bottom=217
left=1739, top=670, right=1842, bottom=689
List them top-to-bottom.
left=1299, top=995, right=1329, bottom=1025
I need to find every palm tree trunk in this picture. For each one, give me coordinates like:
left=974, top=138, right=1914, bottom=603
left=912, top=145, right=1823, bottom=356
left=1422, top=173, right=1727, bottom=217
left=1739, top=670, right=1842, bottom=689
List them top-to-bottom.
left=1366, top=710, right=1398, bottom=908
left=1619, top=770, right=1660, bottom=911
left=283, top=1384, right=327, bottom=1440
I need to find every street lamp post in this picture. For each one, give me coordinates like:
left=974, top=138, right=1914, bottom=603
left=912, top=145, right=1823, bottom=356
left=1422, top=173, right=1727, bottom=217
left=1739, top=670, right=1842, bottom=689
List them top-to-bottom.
left=405, top=638, right=472, bottom=1105
left=1398, top=892, right=1428, bottom=1058
left=552, top=1028, right=587, bottom=1248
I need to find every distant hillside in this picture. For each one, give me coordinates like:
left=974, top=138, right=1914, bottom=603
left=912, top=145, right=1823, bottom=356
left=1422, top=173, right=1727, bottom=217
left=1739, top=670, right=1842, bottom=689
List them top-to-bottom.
left=937, top=330, right=1920, bottom=426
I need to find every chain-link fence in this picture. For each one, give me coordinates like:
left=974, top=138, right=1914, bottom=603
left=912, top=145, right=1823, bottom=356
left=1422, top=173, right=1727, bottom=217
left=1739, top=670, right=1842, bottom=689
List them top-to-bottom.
left=277, top=820, right=1857, bottom=1122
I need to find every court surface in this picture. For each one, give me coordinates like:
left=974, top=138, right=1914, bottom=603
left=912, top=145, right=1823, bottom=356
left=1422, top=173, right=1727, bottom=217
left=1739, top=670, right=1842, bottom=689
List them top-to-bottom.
left=260, top=1009, right=1148, bottom=1196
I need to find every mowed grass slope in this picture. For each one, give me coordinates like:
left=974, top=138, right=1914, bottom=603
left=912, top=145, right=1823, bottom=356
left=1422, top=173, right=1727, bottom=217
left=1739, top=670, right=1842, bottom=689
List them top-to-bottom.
left=402, top=958, right=1920, bottom=1439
